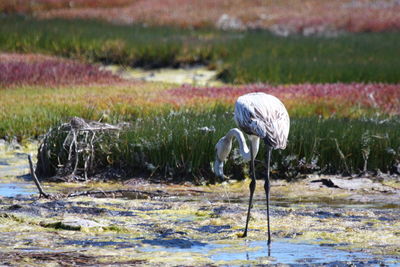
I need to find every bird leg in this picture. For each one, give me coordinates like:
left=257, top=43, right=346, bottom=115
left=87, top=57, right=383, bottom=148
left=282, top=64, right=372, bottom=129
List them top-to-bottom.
left=242, top=143, right=256, bottom=238
left=264, top=144, right=272, bottom=244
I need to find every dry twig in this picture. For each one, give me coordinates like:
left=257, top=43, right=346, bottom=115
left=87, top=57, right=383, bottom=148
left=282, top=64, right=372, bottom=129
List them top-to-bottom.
left=36, top=117, right=126, bottom=181
left=28, top=154, right=51, bottom=198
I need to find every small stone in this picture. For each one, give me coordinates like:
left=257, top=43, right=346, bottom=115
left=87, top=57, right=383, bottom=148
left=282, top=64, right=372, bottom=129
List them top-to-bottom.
left=42, top=218, right=103, bottom=231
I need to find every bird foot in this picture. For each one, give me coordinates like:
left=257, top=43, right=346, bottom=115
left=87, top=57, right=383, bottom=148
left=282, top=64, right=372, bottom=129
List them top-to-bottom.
left=238, top=232, right=247, bottom=238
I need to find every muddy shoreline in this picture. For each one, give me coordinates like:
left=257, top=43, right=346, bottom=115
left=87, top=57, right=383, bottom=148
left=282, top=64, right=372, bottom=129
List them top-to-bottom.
left=1, top=141, right=400, bottom=265
left=1, top=175, right=399, bottom=266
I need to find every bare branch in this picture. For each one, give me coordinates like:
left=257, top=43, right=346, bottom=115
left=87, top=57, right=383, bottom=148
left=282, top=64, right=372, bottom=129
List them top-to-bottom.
left=28, top=154, right=51, bottom=199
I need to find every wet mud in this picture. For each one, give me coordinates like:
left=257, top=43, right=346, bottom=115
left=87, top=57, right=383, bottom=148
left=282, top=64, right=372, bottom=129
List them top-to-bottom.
left=1, top=141, right=400, bottom=265
left=0, top=176, right=399, bottom=266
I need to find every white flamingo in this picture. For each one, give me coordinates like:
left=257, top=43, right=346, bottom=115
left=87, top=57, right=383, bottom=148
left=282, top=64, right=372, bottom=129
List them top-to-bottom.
left=214, top=92, right=290, bottom=244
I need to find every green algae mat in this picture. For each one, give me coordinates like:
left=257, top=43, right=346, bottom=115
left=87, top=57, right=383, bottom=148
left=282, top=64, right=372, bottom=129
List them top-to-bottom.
left=0, top=177, right=399, bottom=266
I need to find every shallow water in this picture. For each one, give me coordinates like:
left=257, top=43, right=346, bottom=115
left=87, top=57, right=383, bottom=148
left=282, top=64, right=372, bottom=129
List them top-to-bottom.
left=102, top=65, right=223, bottom=86
left=0, top=141, right=38, bottom=197
left=1, top=144, right=400, bottom=266
left=0, top=182, right=35, bottom=197
left=64, top=236, right=398, bottom=266
left=211, top=240, right=397, bottom=265
left=240, top=241, right=396, bottom=265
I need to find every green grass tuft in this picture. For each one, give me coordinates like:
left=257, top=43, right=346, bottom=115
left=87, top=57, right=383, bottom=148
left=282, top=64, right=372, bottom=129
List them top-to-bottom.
left=34, top=109, right=400, bottom=182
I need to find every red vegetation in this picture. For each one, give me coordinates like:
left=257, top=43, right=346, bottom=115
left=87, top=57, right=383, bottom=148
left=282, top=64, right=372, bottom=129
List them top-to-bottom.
left=0, top=0, right=132, bottom=13
left=6, top=0, right=398, bottom=34
left=0, top=53, right=125, bottom=87
left=165, top=83, right=400, bottom=115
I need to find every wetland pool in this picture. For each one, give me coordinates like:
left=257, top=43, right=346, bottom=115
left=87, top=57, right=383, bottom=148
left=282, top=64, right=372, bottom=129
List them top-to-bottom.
left=101, top=65, right=223, bottom=86
left=0, top=141, right=38, bottom=197
left=1, top=142, right=400, bottom=266
left=0, top=182, right=36, bottom=197
left=139, top=239, right=398, bottom=265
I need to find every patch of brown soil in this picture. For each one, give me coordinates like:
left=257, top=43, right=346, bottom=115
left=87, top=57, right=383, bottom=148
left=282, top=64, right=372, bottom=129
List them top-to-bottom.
left=0, top=251, right=146, bottom=266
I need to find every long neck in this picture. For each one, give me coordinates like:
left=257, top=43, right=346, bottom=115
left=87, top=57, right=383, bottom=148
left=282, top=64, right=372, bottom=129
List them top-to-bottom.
left=214, top=128, right=260, bottom=177
left=216, top=128, right=260, bottom=162
left=225, top=128, right=251, bottom=161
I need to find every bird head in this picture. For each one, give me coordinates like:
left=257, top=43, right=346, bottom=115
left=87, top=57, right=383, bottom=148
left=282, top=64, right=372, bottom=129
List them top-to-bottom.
left=213, top=136, right=232, bottom=178
left=213, top=157, right=224, bottom=178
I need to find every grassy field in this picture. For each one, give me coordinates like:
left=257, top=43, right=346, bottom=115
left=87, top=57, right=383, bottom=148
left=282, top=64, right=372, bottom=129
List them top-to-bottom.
left=1, top=11, right=399, bottom=181
left=1, top=16, right=400, bottom=84
left=1, top=76, right=399, bottom=181
left=30, top=102, right=400, bottom=182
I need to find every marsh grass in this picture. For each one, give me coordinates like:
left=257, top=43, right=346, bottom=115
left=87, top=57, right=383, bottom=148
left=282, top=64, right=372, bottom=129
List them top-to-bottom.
left=0, top=16, right=216, bottom=68
left=1, top=16, right=400, bottom=84
left=1, top=82, right=399, bottom=181
left=0, top=83, right=171, bottom=140
left=35, top=108, right=400, bottom=182
left=114, top=109, right=228, bottom=181
left=122, top=113, right=400, bottom=180
left=272, top=117, right=400, bottom=177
